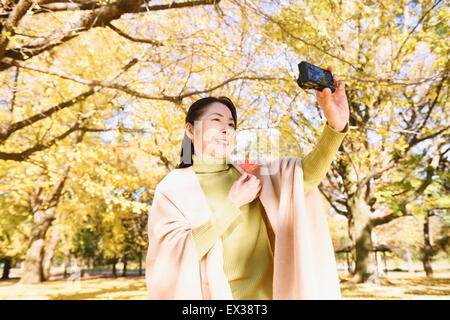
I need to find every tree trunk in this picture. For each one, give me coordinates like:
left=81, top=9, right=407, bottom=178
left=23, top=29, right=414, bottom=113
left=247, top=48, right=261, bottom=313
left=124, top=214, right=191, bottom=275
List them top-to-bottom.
left=20, top=168, right=69, bottom=284
left=348, top=196, right=374, bottom=283
left=20, top=208, right=55, bottom=284
left=422, top=212, right=433, bottom=277
left=347, top=217, right=356, bottom=275
left=42, top=228, right=60, bottom=281
left=372, top=231, right=384, bottom=276
left=20, top=238, right=45, bottom=284
left=405, top=243, right=415, bottom=275
left=63, top=249, right=70, bottom=278
left=138, top=252, right=142, bottom=276
left=1, top=257, right=12, bottom=280
left=80, top=258, right=85, bottom=278
left=122, top=258, right=127, bottom=277
left=112, top=261, right=117, bottom=277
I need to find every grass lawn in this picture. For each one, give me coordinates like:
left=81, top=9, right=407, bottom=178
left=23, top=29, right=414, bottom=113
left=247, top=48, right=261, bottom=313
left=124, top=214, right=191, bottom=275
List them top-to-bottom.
left=0, top=271, right=449, bottom=300
left=339, top=271, right=450, bottom=299
left=0, top=275, right=148, bottom=300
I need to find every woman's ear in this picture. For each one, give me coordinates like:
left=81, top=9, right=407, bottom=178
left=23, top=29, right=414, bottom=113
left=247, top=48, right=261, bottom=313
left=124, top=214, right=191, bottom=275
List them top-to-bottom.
left=185, top=123, right=194, bottom=141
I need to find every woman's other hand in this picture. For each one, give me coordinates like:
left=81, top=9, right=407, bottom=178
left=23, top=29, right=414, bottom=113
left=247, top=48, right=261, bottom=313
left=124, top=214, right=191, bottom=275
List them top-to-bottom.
left=228, top=172, right=262, bottom=208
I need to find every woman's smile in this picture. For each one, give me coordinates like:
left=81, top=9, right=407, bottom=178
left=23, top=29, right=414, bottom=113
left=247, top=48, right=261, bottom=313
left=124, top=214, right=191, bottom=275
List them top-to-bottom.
left=215, top=139, right=229, bottom=146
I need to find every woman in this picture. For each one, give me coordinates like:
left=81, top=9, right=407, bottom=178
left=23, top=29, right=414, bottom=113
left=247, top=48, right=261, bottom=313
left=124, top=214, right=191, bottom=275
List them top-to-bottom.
left=146, top=66, right=350, bottom=300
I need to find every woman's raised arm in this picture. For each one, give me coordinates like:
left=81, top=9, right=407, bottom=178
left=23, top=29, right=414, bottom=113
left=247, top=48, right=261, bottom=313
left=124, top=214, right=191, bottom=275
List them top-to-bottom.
left=301, top=121, right=349, bottom=192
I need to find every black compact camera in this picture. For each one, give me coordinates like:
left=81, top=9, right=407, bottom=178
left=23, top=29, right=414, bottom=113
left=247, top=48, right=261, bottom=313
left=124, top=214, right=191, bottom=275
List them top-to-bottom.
left=296, top=61, right=336, bottom=93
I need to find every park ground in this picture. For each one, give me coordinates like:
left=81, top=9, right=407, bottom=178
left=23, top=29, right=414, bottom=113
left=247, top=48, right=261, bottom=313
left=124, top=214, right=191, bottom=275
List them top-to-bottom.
left=0, top=269, right=449, bottom=300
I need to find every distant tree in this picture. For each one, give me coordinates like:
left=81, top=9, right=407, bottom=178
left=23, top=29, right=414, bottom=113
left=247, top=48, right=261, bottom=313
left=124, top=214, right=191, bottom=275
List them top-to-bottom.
left=261, top=0, right=448, bottom=282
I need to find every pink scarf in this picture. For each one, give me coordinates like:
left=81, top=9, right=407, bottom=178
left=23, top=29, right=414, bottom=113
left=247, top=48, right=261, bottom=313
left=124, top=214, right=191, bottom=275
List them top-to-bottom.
left=145, top=157, right=341, bottom=299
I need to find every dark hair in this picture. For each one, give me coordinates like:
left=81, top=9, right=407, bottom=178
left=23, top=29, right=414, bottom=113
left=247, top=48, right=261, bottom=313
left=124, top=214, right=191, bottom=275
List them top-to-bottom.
left=177, top=96, right=238, bottom=168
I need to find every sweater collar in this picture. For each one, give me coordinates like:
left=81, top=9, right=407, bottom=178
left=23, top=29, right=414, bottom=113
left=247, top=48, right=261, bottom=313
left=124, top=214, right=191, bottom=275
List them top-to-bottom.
left=192, top=153, right=230, bottom=173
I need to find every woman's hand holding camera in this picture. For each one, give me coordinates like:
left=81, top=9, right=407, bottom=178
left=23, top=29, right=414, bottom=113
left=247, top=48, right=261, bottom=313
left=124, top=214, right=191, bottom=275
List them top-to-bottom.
left=315, top=65, right=350, bottom=132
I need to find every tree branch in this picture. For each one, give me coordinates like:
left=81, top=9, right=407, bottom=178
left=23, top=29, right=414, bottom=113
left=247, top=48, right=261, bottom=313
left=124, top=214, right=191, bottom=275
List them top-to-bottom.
left=0, top=0, right=145, bottom=69
left=0, top=0, right=221, bottom=71
left=0, top=0, right=37, bottom=57
left=33, top=0, right=221, bottom=14
left=136, top=0, right=221, bottom=12
left=235, top=0, right=363, bottom=74
left=392, top=0, right=443, bottom=63
left=32, top=1, right=104, bottom=14
left=106, top=22, right=163, bottom=46
left=1, top=56, right=283, bottom=104
left=1, top=56, right=183, bottom=101
left=0, top=57, right=138, bottom=143
left=403, top=73, right=449, bottom=154
left=415, top=74, right=446, bottom=133
left=177, top=75, right=283, bottom=99
left=0, top=89, right=96, bottom=143
left=0, top=118, right=87, bottom=161
left=405, top=125, right=450, bottom=154
left=79, top=126, right=153, bottom=134
left=153, top=136, right=174, bottom=171
left=371, top=153, right=437, bottom=227
left=359, top=161, right=396, bottom=187
left=47, top=164, right=71, bottom=208
left=318, top=185, right=348, bottom=217
left=371, top=212, right=401, bottom=227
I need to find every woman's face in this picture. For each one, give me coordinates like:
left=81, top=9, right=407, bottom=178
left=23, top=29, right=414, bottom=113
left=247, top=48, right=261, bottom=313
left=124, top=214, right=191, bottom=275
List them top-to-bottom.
left=186, top=102, right=236, bottom=160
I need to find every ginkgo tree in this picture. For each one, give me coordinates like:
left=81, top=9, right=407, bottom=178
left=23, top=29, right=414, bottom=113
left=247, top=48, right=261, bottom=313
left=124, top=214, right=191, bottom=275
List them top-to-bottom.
left=2, top=0, right=447, bottom=287
left=2, top=0, right=285, bottom=283
left=257, top=0, right=449, bottom=282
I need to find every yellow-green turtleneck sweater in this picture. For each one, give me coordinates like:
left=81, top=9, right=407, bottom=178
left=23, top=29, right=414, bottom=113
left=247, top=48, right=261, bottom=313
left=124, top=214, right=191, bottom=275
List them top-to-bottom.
left=191, top=122, right=349, bottom=300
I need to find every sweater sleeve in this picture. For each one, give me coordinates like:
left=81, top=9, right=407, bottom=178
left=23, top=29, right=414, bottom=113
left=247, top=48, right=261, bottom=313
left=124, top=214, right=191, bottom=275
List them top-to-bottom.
left=301, top=121, right=349, bottom=192
left=191, top=199, right=242, bottom=260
